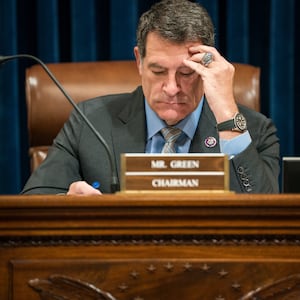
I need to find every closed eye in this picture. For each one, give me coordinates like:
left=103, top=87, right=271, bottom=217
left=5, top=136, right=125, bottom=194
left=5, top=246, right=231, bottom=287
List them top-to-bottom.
left=152, top=70, right=167, bottom=75
left=180, top=70, right=195, bottom=76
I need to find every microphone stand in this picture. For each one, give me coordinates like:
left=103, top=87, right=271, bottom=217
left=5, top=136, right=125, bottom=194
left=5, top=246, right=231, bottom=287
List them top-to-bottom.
left=0, top=54, right=120, bottom=193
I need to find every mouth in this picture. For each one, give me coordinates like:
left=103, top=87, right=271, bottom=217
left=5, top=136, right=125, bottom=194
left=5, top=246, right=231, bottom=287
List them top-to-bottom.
left=157, top=98, right=187, bottom=105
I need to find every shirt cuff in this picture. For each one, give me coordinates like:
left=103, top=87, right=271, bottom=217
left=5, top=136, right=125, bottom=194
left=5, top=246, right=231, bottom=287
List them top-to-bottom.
left=220, top=131, right=251, bottom=158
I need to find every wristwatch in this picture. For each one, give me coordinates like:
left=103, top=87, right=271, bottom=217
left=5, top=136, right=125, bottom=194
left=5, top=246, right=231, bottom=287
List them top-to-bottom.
left=217, top=112, right=247, bottom=132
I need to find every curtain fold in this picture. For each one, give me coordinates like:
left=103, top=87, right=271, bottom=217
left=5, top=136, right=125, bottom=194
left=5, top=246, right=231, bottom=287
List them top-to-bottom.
left=0, top=0, right=298, bottom=194
left=0, top=0, right=22, bottom=192
left=37, top=0, right=60, bottom=62
left=71, top=0, right=98, bottom=61
left=110, top=0, right=139, bottom=60
left=226, top=0, right=249, bottom=62
left=269, top=0, right=295, bottom=154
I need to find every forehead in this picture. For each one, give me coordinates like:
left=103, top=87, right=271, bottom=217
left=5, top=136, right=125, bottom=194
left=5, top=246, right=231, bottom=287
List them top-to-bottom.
left=145, top=32, right=201, bottom=62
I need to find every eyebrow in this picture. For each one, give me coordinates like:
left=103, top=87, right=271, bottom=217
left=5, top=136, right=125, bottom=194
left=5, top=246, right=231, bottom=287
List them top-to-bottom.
left=148, top=62, right=165, bottom=69
left=148, top=62, right=192, bottom=71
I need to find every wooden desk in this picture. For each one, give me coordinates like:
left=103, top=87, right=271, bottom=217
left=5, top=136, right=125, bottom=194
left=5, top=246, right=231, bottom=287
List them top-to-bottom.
left=1, top=193, right=300, bottom=299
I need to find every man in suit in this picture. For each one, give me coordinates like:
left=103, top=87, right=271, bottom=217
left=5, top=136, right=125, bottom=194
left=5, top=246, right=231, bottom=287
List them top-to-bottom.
left=22, top=0, right=280, bottom=195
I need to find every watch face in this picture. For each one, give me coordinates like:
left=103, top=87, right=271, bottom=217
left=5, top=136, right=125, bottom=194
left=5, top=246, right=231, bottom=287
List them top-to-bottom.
left=234, top=113, right=247, bottom=131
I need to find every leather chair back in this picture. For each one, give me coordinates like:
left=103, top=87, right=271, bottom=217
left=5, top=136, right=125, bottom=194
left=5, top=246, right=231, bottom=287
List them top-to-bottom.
left=25, top=60, right=260, bottom=171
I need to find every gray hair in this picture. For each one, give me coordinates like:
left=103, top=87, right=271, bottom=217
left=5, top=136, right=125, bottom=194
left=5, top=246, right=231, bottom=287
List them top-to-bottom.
left=136, top=0, right=215, bottom=58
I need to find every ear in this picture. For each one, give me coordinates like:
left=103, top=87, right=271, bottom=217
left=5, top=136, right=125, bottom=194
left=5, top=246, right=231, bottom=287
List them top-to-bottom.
left=134, top=46, right=142, bottom=75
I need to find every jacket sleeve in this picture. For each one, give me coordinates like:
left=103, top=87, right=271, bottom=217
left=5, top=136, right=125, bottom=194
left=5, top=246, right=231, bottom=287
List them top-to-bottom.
left=21, top=106, right=86, bottom=195
left=229, top=113, right=280, bottom=193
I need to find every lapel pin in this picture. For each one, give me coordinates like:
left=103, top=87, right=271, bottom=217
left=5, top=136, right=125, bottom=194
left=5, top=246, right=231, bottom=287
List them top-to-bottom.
left=204, top=136, right=217, bottom=148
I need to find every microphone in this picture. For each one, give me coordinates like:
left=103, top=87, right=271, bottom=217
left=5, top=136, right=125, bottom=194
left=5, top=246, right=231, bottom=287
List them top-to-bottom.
left=0, top=54, right=120, bottom=193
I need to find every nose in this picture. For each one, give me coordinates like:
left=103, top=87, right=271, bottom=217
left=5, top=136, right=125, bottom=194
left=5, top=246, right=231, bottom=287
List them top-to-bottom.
left=162, top=73, right=180, bottom=97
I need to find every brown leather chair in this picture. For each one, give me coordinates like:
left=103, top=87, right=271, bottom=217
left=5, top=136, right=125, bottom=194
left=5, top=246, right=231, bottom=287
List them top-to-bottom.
left=25, top=60, right=260, bottom=172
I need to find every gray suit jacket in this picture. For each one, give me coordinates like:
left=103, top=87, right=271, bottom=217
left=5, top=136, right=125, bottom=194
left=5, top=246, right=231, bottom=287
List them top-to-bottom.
left=22, top=86, right=280, bottom=194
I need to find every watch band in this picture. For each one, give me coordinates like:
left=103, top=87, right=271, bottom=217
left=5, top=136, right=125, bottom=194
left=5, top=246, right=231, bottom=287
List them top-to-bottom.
left=217, top=112, right=247, bottom=132
left=217, top=119, right=235, bottom=131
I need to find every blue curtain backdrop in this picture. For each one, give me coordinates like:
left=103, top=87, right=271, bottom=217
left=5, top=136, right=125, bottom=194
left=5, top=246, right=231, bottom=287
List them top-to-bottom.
left=0, top=0, right=299, bottom=194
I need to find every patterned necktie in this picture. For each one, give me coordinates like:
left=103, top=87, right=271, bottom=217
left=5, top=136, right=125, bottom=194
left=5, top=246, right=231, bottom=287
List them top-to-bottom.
left=161, top=127, right=182, bottom=153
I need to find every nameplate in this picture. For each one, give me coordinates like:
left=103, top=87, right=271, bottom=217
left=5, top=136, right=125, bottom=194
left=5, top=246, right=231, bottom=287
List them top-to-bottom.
left=120, top=154, right=229, bottom=192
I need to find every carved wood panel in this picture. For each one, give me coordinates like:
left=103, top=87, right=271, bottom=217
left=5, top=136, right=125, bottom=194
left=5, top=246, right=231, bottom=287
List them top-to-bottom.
left=2, top=194, right=300, bottom=300
left=10, top=259, right=300, bottom=300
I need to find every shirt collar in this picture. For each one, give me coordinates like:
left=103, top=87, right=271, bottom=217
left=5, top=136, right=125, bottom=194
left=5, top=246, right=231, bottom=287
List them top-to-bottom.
left=145, top=96, right=204, bottom=140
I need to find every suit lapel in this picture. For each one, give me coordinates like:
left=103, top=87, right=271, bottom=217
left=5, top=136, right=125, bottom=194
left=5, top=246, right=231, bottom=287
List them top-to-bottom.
left=111, top=87, right=146, bottom=176
left=190, top=99, right=220, bottom=153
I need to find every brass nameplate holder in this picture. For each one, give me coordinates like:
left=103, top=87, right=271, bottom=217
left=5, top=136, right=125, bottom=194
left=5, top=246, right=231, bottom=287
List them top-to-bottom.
left=120, top=153, right=230, bottom=193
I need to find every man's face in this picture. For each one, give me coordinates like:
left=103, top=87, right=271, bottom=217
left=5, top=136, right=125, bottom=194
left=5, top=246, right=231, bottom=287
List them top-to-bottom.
left=134, top=32, right=204, bottom=125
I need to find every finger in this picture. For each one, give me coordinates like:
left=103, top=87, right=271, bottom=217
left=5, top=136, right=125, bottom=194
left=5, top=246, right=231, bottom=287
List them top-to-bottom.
left=188, top=44, right=218, bottom=55
left=189, top=46, right=221, bottom=63
left=183, top=58, right=206, bottom=73
left=67, top=181, right=102, bottom=195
